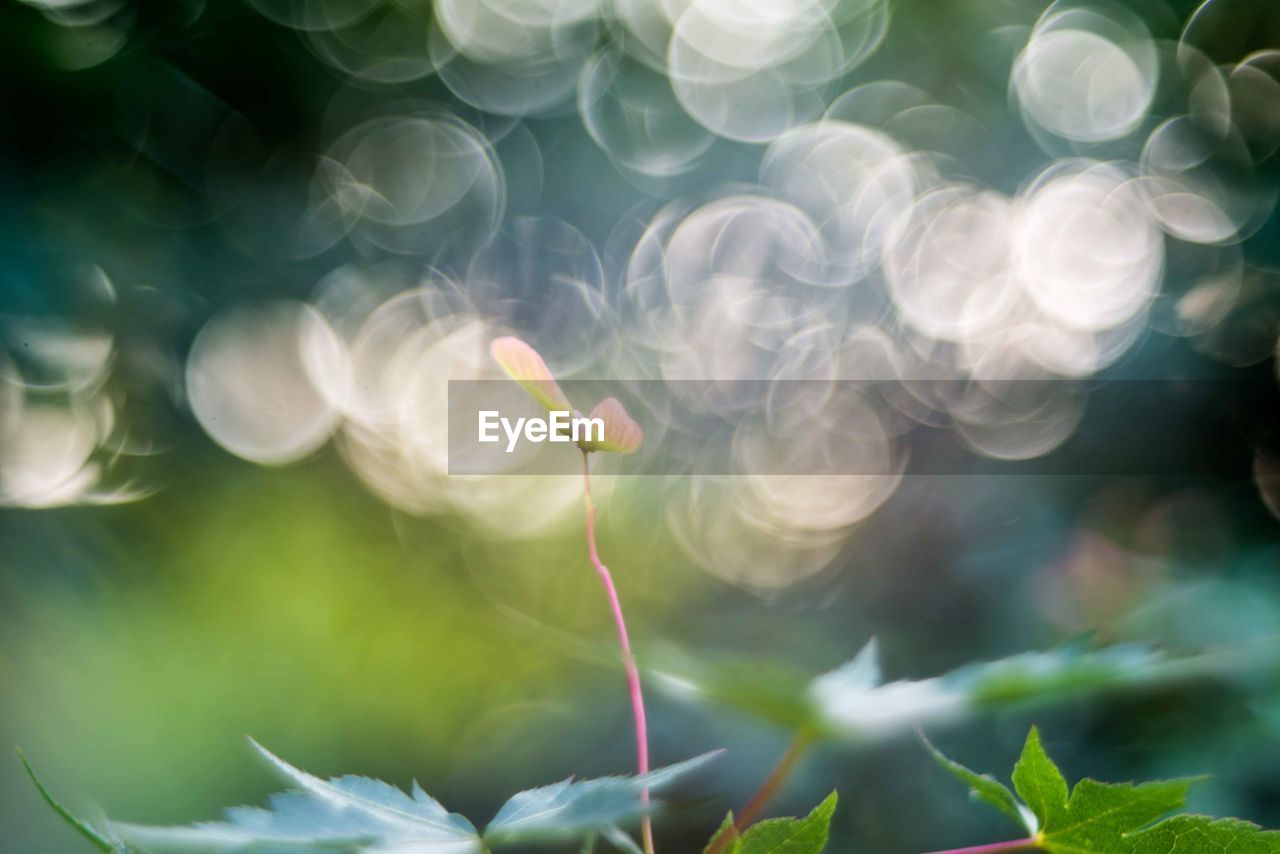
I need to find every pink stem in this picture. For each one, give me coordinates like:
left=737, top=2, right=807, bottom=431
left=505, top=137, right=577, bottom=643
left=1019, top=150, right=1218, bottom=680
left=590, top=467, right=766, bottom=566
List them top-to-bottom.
left=583, top=452, right=654, bottom=854
left=922, top=838, right=1041, bottom=854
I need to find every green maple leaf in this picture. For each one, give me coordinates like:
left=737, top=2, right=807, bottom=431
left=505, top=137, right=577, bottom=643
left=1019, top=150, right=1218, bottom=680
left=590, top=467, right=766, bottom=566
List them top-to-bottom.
left=929, top=727, right=1280, bottom=854
left=922, top=734, right=1027, bottom=829
left=705, top=792, right=837, bottom=854
left=1123, top=816, right=1280, bottom=853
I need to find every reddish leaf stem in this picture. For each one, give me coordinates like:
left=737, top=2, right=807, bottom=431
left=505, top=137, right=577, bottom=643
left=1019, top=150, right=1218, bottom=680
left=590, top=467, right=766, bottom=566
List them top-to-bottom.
left=582, top=451, right=654, bottom=854
left=705, top=729, right=815, bottom=854
left=736, top=730, right=815, bottom=830
left=922, top=838, right=1041, bottom=854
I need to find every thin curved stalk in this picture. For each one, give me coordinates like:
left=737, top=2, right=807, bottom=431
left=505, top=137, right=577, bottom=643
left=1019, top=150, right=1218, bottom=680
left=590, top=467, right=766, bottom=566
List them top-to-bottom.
left=582, top=451, right=654, bottom=854
left=705, top=730, right=814, bottom=854
left=734, top=730, right=815, bottom=830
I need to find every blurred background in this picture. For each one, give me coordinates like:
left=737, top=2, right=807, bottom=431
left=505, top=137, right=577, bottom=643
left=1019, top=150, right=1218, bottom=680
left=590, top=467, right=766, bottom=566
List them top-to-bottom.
left=2, top=0, right=1280, bottom=850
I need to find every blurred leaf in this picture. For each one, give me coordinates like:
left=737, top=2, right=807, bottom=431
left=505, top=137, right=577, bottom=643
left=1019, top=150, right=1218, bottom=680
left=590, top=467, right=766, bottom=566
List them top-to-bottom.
left=490, top=336, right=573, bottom=415
left=579, top=397, right=643, bottom=454
left=815, top=638, right=880, bottom=693
left=653, top=639, right=1279, bottom=744
left=647, top=643, right=816, bottom=731
left=960, top=646, right=1165, bottom=708
left=931, top=727, right=1280, bottom=853
left=247, top=737, right=479, bottom=840
left=112, top=739, right=480, bottom=852
left=96, top=741, right=718, bottom=853
left=18, top=749, right=128, bottom=853
left=483, top=751, right=722, bottom=844
left=704, top=792, right=837, bottom=853
left=113, top=796, right=419, bottom=852
left=602, top=826, right=644, bottom=853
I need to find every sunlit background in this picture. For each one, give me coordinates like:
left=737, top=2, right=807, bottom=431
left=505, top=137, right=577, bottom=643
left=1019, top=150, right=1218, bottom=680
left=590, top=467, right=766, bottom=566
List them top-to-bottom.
left=2, top=0, right=1280, bottom=849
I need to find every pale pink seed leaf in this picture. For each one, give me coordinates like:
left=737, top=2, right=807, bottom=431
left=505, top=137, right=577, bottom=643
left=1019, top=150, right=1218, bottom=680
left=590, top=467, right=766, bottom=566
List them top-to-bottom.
left=489, top=336, right=573, bottom=415
left=579, top=397, right=643, bottom=454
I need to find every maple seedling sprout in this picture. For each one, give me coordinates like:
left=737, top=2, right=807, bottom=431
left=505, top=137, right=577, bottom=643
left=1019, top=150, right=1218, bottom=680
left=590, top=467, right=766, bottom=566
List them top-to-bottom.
left=489, top=336, right=651, bottom=853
